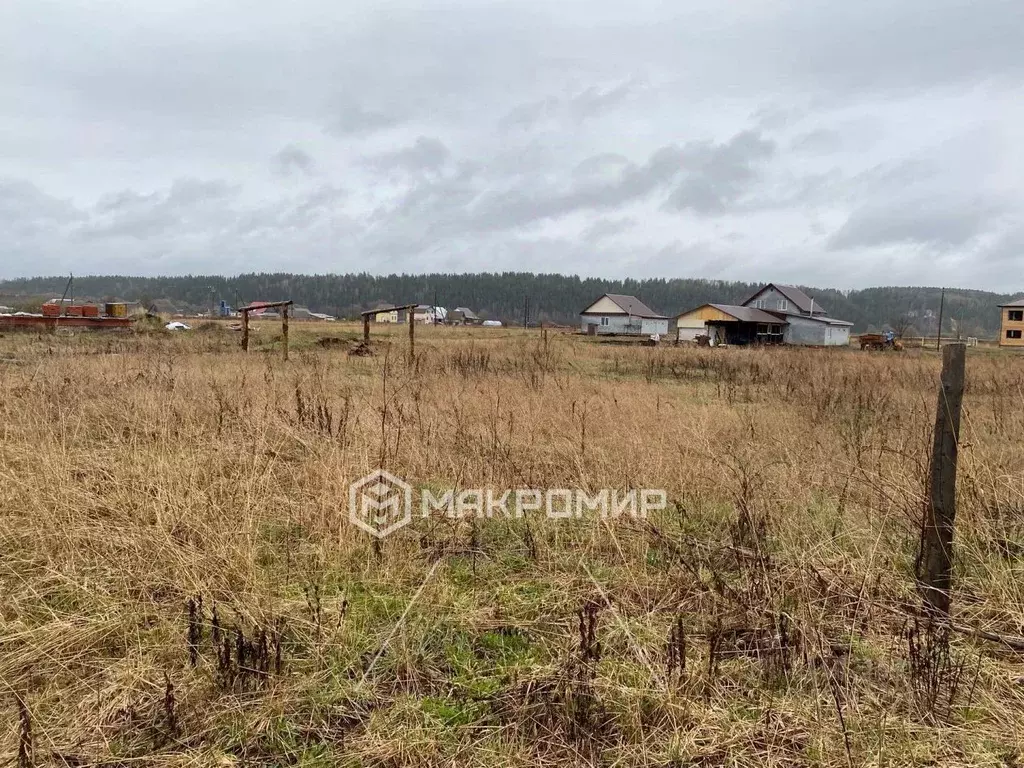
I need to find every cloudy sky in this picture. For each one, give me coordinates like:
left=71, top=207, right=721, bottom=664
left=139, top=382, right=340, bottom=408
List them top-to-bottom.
left=1, top=0, right=1022, bottom=289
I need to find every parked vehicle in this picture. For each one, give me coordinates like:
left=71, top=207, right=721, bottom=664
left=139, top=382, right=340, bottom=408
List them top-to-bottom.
left=859, top=332, right=903, bottom=351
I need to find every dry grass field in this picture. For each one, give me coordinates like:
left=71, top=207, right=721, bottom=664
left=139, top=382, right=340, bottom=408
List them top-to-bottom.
left=1, top=321, right=1023, bottom=766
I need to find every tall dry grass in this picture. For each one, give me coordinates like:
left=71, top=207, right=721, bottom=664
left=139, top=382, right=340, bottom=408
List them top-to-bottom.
left=0, top=324, right=1023, bottom=766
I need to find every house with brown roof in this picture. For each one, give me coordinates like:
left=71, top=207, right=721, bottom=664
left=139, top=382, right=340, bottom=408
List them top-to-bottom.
left=675, top=283, right=852, bottom=346
left=740, top=283, right=852, bottom=346
left=580, top=294, right=670, bottom=336
left=999, top=297, right=1024, bottom=347
left=675, top=304, right=787, bottom=345
left=450, top=307, right=482, bottom=326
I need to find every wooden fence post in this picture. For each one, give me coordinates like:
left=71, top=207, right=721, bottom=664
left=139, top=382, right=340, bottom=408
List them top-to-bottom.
left=282, top=305, right=289, bottom=361
left=408, top=306, right=415, bottom=356
left=241, top=310, right=249, bottom=352
left=363, top=314, right=370, bottom=343
left=917, top=342, right=966, bottom=616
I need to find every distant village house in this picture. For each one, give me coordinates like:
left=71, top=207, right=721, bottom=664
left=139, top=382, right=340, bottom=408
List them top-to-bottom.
left=674, top=283, right=852, bottom=346
left=579, top=294, right=670, bottom=337
left=999, top=297, right=1024, bottom=347
left=370, top=303, right=447, bottom=324
left=371, top=303, right=401, bottom=323
left=413, top=304, right=447, bottom=324
left=290, top=306, right=335, bottom=321
left=450, top=307, right=482, bottom=326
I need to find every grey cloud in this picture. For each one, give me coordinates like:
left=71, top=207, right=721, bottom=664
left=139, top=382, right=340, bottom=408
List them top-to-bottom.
left=1, top=0, right=1022, bottom=288
left=5, top=0, right=1023, bottom=137
left=765, top=0, right=1024, bottom=93
left=500, top=79, right=641, bottom=131
left=567, top=79, right=641, bottom=122
left=499, top=98, right=559, bottom=131
left=751, top=104, right=806, bottom=131
left=327, top=107, right=407, bottom=137
left=789, top=128, right=844, bottom=154
left=666, top=131, right=776, bottom=214
left=821, top=131, right=1010, bottom=253
left=366, top=137, right=451, bottom=174
left=352, top=144, right=686, bottom=265
left=480, top=144, right=558, bottom=180
left=271, top=145, right=316, bottom=177
left=464, top=145, right=685, bottom=232
left=573, top=153, right=631, bottom=179
left=851, top=158, right=939, bottom=194
left=751, top=169, right=846, bottom=211
left=0, top=175, right=358, bottom=276
left=84, top=179, right=236, bottom=240
left=0, top=180, right=82, bottom=236
left=236, top=185, right=350, bottom=234
left=827, top=197, right=1004, bottom=251
left=582, top=217, right=636, bottom=242
left=982, top=223, right=1024, bottom=266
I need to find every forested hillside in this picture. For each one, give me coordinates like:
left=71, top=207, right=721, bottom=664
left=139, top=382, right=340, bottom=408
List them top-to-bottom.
left=0, top=272, right=1015, bottom=336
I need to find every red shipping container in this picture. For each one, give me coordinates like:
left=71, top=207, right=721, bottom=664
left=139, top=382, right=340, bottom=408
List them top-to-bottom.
left=82, top=305, right=100, bottom=317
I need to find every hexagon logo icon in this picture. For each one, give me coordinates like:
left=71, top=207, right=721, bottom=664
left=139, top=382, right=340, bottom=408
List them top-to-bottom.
left=349, top=469, right=413, bottom=538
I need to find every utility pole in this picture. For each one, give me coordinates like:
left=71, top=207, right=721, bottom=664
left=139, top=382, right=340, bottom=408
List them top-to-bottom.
left=59, top=273, right=74, bottom=310
left=936, top=287, right=945, bottom=350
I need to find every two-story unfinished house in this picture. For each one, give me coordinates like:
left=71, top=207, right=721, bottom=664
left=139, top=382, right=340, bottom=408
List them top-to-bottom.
left=999, top=298, right=1024, bottom=347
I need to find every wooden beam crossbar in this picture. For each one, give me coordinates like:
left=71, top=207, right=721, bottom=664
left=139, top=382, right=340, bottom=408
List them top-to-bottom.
left=239, top=300, right=294, bottom=358
left=360, top=304, right=419, bottom=351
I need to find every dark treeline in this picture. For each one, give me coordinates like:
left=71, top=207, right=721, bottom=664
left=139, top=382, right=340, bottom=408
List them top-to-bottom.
left=0, top=272, right=1013, bottom=335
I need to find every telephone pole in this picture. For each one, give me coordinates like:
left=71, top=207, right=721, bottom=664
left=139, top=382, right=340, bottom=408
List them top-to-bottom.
left=936, top=287, right=945, bottom=350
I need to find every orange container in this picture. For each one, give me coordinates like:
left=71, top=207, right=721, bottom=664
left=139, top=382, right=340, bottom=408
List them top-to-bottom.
left=41, top=304, right=60, bottom=317
left=67, top=305, right=84, bottom=317
left=82, top=305, right=100, bottom=317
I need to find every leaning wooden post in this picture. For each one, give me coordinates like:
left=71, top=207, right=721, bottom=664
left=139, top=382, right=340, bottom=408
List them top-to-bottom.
left=281, top=304, right=289, bottom=361
left=241, top=309, right=249, bottom=352
left=363, top=313, right=370, bottom=343
left=917, top=342, right=966, bottom=616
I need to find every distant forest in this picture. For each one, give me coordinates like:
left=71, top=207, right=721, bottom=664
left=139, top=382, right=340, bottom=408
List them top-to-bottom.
left=0, top=272, right=1017, bottom=336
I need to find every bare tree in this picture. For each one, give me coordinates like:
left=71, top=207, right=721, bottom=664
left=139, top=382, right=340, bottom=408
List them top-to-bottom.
left=891, top=313, right=913, bottom=339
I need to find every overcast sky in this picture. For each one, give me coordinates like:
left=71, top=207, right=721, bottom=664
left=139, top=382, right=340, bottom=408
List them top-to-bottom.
left=1, top=0, right=1022, bottom=289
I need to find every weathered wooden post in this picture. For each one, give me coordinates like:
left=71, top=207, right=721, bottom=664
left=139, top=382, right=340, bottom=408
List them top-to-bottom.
left=282, top=304, right=289, bottom=361
left=408, top=305, right=415, bottom=356
left=241, top=309, right=249, bottom=352
left=363, top=313, right=370, bottom=343
left=917, top=342, right=966, bottom=616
